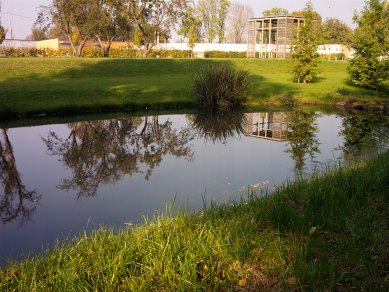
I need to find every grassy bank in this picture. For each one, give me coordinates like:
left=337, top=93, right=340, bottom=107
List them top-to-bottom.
left=0, top=58, right=388, bottom=118
left=1, top=150, right=388, bottom=290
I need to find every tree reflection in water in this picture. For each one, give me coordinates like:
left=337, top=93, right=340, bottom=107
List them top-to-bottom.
left=189, top=110, right=247, bottom=143
left=285, top=111, right=320, bottom=177
left=339, top=113, right=389, bottom=161
left=43, top=117, right=194, bottom=198
left=0, top=129, right=40, bottom=225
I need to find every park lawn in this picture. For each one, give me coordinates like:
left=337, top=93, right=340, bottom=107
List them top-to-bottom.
left=0, top=58, right=387, bottom=117
left=1, top=150, right=388, bottom=290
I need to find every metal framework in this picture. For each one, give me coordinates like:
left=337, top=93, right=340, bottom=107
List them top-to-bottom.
left=247, top=16, right=304, bottom=59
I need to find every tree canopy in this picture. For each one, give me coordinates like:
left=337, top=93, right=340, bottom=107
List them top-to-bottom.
left=348, top=0, right=389, bottom=89
left=262, top=7, right=288, bottom=17
left=322, top=18, right=353, bottom=45
left=26, top=27, right=47, bottom=41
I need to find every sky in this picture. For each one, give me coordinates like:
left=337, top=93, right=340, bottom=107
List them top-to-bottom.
left=0, top=0, right=366, bottom=39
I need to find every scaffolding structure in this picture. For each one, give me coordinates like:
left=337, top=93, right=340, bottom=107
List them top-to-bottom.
left=247, top=16, right=304, bottom=59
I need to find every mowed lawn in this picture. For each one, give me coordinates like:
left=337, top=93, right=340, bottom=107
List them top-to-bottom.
left=0, top=58, right=387, bottom=116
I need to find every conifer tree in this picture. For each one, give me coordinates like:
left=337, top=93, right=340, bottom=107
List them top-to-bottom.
left=348, top=0, right=388, bottom=89
left=291, top=1, right=321, bottom=83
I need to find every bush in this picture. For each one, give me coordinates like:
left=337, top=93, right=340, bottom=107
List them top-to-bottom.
left=149, top=49, right=192, bottom=58
left=204, top=51, right=246, bottom=58
left=192, top=65, right=250, bottom=110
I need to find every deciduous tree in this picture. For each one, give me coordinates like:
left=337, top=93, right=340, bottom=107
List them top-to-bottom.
left=37, top=0, right=96, bottom=57
left=90, top=0, right=129, bottom=57
left=124, top=0, right=189, bottom=57
left=197, top=0, right=230, bottom=43
left=348, top=0, right=389, bottom=89
left=291, top=1, right=321, bottom=83
left=226, top=2, right=253, bottom=43
left=177, top=6, right=202, bottom=48
left=262, top=7, right=288, bottom=17
left=322, top=18, right=353, bottom=45
left=26, top=27, right=47, bottom=41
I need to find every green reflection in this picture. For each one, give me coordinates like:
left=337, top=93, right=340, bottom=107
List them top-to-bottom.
left=189, top=110, right=247, bottom=144
left=285, top=111, right=320, bottom=177
left=339, top=113, right=389, bottom=161
left=43, top=117, right=194, bottom=198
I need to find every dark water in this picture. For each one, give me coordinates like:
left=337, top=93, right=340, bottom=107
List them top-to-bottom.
left=0, top=110, right=388, bottom=264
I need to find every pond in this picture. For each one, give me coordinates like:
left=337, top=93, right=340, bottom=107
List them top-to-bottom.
left=0, top=109, right=388, bottom=265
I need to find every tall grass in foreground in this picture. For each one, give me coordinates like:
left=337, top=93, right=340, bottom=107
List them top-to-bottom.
left=1, top=151, right=388, bottom=290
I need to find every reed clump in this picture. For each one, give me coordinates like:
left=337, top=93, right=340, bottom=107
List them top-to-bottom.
left=192, top=65, right=250, bottom=110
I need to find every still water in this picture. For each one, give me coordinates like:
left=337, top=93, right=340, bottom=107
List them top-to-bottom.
left=0, top=110, right=388, bottom=264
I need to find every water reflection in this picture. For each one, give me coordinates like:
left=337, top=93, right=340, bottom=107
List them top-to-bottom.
left=189, top=110, right=247, bottom=143
left=244, top=111, right=320, bottom=176
left=285, top=111, right=320, bottom=177
left=244, top=112, right=290, bottom=141
left=339, top=113, right=389, bottom=161
left=43, top=117, right=194, bottom=198
left=0, top=129, right=40, bottom=224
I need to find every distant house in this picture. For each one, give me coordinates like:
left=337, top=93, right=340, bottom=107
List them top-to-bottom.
left=36, top=38, right=71, bottom=50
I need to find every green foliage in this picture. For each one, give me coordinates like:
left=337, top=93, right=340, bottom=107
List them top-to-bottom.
left=196, top=0, right=230, bottom=43
left=348, top=0, right=389, bottom=89
left=291, top=1, right=321, bottom=83
left=262, top=7, right=289, bottom=17
left=322, top=18, right=353, bottom=45
left=0, top=26, right=6, bottom=44
left=27, top=27, right=47, bottom=41
left=149, top=49, right=192, bottom=58
left=204, top=51, right=246, bottom=58
left=319, top=53, right=346, bottom=61
left=192, top=65, right=250, bottom=109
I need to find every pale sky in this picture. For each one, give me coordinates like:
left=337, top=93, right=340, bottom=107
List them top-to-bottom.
left=0, top=0, right=366, bottom=39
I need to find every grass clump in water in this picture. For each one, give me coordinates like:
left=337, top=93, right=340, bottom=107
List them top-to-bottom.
left=192, top=65, right=250, bottom=110
left=0, top=151, right=388, bottom=290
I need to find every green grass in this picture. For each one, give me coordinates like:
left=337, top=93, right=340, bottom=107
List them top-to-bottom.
left=0, top=58, right=388, bottom=118
left=1, top=150, right=388, bottom=290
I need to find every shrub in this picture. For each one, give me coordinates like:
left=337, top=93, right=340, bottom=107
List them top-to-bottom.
left=204, top=51, right=246, bottom=58
left=192, top=65, right=250, bottom=110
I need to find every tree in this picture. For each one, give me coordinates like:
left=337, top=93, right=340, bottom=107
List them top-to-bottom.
left=37, top=0, right=96, bottom=57
left=90, top=0, right=128, bottom=57
left=124, top=0, right=189, bottom=57
left=197, top=0, right=230, bottom=43
left=348, top=0, right=389, bottom=89
left=291, top=1, right=321, bottom=83
left=226, top=2, right=253, bottom=43
left=177, top=6, right=202, bottom=48
left=262, top=7, right=288, bottom=17
left=290, top=10, right=322, bottom=24
left=322, top=18, right=353, bottom=44
left=0, top=25, right=6, bottom=44
left=26, top=27, right=47, bottom=41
